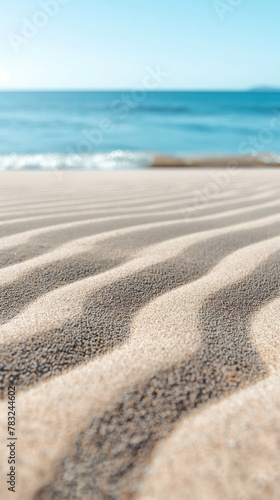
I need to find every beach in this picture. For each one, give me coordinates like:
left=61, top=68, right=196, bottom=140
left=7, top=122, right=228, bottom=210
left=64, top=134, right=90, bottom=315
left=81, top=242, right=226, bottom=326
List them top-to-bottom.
left=0, top=168, right=280, bottom=500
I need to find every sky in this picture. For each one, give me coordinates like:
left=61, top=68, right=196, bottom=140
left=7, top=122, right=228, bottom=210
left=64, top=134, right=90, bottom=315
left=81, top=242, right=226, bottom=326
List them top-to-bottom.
left=0, top=0, right=279, bottom=90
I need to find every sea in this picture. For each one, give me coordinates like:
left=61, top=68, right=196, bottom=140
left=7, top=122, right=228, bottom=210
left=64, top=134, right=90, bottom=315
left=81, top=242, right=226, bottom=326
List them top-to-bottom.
left=1, top=91, right=280, bottom=169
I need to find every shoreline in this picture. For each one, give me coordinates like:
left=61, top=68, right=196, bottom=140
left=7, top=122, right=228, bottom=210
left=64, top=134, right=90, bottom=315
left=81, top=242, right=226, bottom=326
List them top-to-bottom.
left=0, top=151, right=280, bottom=171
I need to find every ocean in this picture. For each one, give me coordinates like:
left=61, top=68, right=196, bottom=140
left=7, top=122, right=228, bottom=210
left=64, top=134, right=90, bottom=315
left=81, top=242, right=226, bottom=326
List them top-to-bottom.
left=1, top=91, right=280, bottom=169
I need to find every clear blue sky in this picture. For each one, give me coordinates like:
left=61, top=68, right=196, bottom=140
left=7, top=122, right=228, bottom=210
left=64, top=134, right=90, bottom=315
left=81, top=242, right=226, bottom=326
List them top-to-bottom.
left=1, top=0, right=279, bottom=90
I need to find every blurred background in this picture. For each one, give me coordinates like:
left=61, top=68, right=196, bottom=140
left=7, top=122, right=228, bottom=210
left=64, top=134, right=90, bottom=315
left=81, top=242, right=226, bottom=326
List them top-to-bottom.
left=1, top=0, right=280, bottom=169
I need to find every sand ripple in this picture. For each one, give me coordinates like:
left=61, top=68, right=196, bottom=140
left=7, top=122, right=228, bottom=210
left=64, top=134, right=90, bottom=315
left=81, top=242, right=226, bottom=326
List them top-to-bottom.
left=0, top=170, right=279, bottom=500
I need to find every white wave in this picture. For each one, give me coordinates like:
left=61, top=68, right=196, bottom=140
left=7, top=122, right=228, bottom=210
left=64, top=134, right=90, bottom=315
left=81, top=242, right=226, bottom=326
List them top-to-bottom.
left=0, top=150, right=153, bottom=170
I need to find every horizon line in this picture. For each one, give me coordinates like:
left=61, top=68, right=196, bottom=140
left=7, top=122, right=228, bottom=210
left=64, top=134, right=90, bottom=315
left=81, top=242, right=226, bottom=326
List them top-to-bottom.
left=1, top=87, right=280, bottom=92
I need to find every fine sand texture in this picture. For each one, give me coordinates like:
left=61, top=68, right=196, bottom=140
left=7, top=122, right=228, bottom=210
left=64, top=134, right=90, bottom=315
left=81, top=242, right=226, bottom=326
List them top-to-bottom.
left=0, top=169, right=280, bottom=500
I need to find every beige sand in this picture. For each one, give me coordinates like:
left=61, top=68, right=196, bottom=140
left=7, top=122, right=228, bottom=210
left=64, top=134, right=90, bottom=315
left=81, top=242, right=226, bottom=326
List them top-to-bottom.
left=0, top=169, right=280, bottom=500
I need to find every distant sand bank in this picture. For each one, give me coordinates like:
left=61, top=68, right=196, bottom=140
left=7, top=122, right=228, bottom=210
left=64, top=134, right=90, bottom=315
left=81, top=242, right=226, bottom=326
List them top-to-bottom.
left=151, top=152, right=280, bottom=167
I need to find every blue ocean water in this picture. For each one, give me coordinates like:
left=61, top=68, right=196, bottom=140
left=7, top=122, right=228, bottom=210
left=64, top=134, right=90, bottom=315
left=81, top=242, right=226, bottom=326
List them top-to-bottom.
left=0, top=91, right=280, bottom=169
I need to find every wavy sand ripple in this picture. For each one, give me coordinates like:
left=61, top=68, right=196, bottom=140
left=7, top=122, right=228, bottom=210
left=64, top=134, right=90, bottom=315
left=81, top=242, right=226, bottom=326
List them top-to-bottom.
left=0, top=170, right=280, bottom=500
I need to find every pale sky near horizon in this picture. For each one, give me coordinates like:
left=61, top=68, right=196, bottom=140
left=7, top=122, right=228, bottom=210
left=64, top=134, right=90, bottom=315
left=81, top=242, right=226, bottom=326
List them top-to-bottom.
left=0, top=0, right=279, bottom=90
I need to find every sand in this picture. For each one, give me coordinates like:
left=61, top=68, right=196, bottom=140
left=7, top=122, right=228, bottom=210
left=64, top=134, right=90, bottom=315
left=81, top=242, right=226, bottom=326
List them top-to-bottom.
left=0, top=169, right=280, bottom=500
